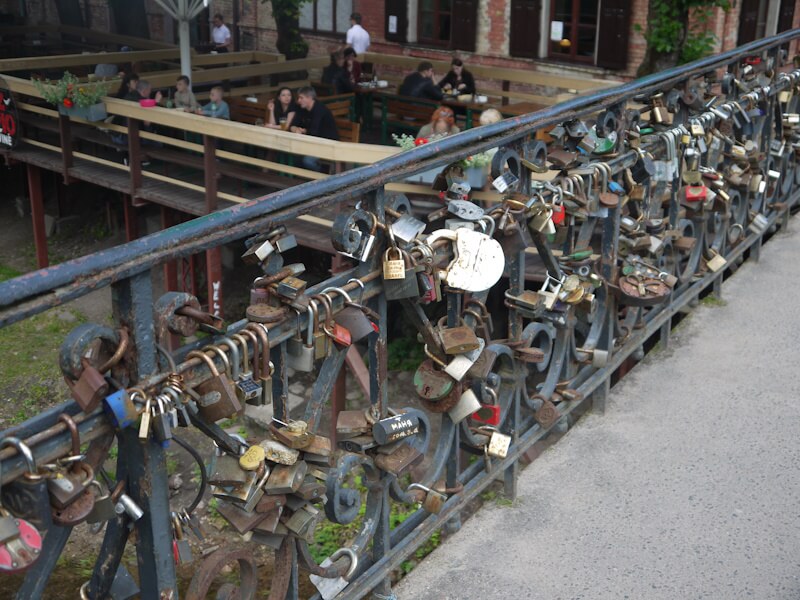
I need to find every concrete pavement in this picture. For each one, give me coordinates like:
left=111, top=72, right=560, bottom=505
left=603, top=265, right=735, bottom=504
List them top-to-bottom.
left=394, top=228, right=800, bottom=600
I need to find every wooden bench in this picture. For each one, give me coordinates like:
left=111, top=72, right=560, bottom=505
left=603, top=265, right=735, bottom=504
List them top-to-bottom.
left=317, top=94, right=359, bottom=143
left=379, top=94, right=439, bottom=144
left=228, top=96, right=267, bottom=125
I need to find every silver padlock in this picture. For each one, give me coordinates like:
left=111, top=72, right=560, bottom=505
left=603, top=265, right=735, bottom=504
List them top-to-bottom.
left=444, top=337, right=485, bottom=382
left=447, top=388, right=482, bottom=424
left=309, top=547, right=359, bottom=600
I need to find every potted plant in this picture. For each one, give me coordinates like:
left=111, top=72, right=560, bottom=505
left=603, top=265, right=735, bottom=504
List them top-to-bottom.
left=33, top=71, right=111, bottom=122
left=392, top=133, right=441, bottom=184
left=460, top=152, right=491, bottom=189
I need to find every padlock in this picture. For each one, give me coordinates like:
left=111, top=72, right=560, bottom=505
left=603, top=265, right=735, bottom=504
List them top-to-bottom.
left=684, top=185, right=707, bottom=202
left=391, top=213, right=427, bottom=244
left=426, top=228, right=505, bottom=293
left=241, top=238, right=275, bottom=265
left=382, top=245, right=405, bottom=281
left=383, top=248, right=420, bottom=301
left=706, top=250, right=727, bottom=272
left=275, top=276, right=307, bottom=300
left=317, top=294, right=351, bottom=347
left=334, top=303, right=376, bottom=342
left=287, top=307, right=317, bottom=372
left=438, top=317, right=481, bottom=355
left=246, top=323, right=275, bottom=406
left=231, top=334, right=261, bottom=404
left=444, top=337, right=486, bottom=382
left=188, top=350, right=242, bottom=422
left=414, top=350, right=455, bottom=402
left=64, top=357, right=109, bottom=413
left=471, top=387, right=501, bottom=426
left=103, top=388, right=139, bottom=430
left=447, top=388, right=482, bottom=424
left=151, top=396, right=173, bottom=447
left=533, top=396, right=560, bottom=428
left=336, top=410, right=373, bottom=439
left=372, top=412, right=421, bottom=445
left=47, top=415, right=94, bottom=510
left=270, top=419, right=311, bottom=449
left=481, top=426, right=512, bottom=459
left=0, top=439, right=53, bottom=534
left=259, top=439, right=300, bottom=465
left=376, top=439, right=424, bottom=474
left=239, top=445, right=266, bottom=472
left=0, top=453, right=42, bottom=574
left=209, top=453, right=248, bottom=486
left=50, top=461, right=95, bottom=526
left=264, top=461, right=308, bottom=495
left=214, top=463, right=268, bottom=507
left=295, top=476, right=326, bottom=501
left=86, top=481, right=117, bottom=524
left=407, top=483, right=447, bottom=515
left=114, top=491, right=144, bottom=522
left=218, top=499, right=272, bottom=536
left=283, top=503, right=322, bottom=543
left=171, top=513, right=193, bottom=564
left=309, top=548, right=359, bottom=600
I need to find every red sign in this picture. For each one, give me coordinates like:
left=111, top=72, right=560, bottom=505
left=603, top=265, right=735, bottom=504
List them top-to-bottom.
left=0, top=80, right=19, bottom=150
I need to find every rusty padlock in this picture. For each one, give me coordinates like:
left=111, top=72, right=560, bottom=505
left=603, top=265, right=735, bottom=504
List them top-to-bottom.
left=438, top=317, right=481, bottom=355
left=187, top=350, right=242, bottom=423
left=64, top=357, right=109, bottom=413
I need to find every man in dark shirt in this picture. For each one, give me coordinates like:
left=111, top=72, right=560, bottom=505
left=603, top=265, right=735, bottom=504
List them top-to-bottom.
left=399, top=61, right=443, bottom=101
left=291, top=86, right=339, bottom=172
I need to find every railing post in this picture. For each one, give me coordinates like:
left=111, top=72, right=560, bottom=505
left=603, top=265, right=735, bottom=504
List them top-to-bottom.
left=57, top=113, right=73, bottom=181
left=127, top=119, right=142, bottom=198
left=26, top=163, right=48, bottom=269
left=111, top=271, right=177, bottom=598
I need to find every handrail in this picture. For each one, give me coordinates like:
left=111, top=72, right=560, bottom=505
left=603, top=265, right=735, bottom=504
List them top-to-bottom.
left=3, top=28, right=796, bottom=316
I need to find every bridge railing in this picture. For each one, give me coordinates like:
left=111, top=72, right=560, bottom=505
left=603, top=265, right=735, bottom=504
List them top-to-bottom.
left=0, top=29, right=799, bottom=600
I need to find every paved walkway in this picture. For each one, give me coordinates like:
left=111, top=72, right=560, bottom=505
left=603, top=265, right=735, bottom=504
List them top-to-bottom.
left=395, top=228, right=800, bottom=600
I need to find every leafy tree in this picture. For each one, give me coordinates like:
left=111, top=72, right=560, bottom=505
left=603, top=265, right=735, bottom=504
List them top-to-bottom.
left=267, top=0, right=310, bottom=59
left=637, top=0, right=731, bottom=76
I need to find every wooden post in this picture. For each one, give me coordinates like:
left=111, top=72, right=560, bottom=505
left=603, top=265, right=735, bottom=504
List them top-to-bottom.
left=502, top=80, right=510, bottom=106
left=57, top=114, right=73, bottom=181
left=127, top=119, right=142, bottom=199
left=203, top=135, right=218, bottom=213
left=26, top=164, right=48, bottom=269
left=122, top=194, right=139, bottom=242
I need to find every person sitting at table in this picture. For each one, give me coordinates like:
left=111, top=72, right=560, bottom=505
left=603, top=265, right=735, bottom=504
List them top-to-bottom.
left=343, top=47, right=362, bottom=85
left=321, top=51, right=354, bottom=94
left=438, top=58, right=476, bottom=96
left=399, top=61, right=443, bottom=101
left=116, top=72, right=139, bottom=99
left=173, top=75, right=200, bottom=112
left=111, top=79, right=162, bottom=146
left=197, top=86, right=230, bottom=119
left=291, top=86, right=339, bottom=172
left=266, top=87, right=298, bottom=130
left=417, top=106, right=460, bottom=139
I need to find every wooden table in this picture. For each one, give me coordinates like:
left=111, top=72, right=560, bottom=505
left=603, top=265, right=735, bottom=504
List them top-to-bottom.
left=499, top=101, right=546, bottom=117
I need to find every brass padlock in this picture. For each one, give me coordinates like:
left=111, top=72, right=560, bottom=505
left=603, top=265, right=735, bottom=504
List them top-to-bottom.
left=382, top=246, right=405, bottom=281
left=438, top=317, right=481, bottom=355
left=188, top=350, right=242, bottom=423
left=407, top=483, right=446, bottom=515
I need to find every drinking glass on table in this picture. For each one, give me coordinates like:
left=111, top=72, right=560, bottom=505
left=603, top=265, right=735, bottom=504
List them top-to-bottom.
left=255, top=118, right=264, bottom=127
left=279, top=118, right=288, bottom=131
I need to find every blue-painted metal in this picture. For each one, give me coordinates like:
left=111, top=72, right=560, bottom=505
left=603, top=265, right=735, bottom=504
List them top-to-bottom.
left=0, top=29, right=798, bottom=600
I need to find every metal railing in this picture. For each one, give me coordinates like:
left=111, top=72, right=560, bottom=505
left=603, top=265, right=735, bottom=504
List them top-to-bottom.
left=0, top=29, right=799, bottom=599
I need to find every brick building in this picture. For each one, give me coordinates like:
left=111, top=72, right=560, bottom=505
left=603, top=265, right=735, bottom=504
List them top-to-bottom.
left=5, top=0, right=799, bottom=83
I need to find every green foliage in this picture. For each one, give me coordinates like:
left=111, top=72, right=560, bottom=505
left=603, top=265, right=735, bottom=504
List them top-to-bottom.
left=266, top=0, right=310, bottom=59
left=636, top=0, right=731, bottom=66
left=33, top=71, right=111, bottom=108
left=0, top=263, right=21, bottom=283
left=386, top=336, right=426, bottom=372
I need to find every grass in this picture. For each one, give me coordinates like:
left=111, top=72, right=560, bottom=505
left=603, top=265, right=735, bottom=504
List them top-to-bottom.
left=0, top=263, right=21, bottom=282
left=700, top=294, right=727, bottom=307
left=386, top=336, right=427, bottom=372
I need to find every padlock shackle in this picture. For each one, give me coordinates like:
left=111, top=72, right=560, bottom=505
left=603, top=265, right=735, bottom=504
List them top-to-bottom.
left=346, top=278, right=366, bottom=304
left=321, top=286, right=353, bottom=304
left=305, top=302, right=317, bottom=347
left=246, top=323, right=271, bottom=380
left=239, top=329, right=261, bottom=379
left=231, top=333, right=250, bottom=374
left=218, top=337, right=241, bottom=379
left=422, top=344, right=447, bottom=369
left=206, top=345, right=232, bottom=377
left=187, top=350, right=221, bottom=377
left=58, top=413, right=82, bottom=457
left=0, top=436, right=39, bottom=479
left=329, top=547, right=358, bottom=581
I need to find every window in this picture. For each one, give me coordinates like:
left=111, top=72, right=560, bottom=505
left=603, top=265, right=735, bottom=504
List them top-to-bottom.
left=299, top=0, right=352, bottom=34
left=418, top=0, right=452, bottom=46
left=548, top=0, right=598, bottom=64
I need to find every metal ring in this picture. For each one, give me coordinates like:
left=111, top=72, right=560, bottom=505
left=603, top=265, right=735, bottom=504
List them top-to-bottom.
left=330, top=547, right=359, bottom=581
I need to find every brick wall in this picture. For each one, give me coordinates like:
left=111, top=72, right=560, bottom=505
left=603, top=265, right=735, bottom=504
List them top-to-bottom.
left=354, top=0, right=384, bottom=45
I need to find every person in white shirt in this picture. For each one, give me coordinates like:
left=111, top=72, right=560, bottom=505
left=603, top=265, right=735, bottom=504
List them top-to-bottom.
left=346, top=12, right=370, bottom=55
left=211, top=13, right=232, bottom=53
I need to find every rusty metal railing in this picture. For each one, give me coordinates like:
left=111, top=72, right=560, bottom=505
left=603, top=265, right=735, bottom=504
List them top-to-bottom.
left=0, top=29, right=799, bottom=599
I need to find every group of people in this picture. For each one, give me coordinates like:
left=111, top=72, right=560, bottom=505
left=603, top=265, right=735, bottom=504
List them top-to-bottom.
left=320, top=12, right=371, bottom=95
left=400, top=58, right=477, bottom=102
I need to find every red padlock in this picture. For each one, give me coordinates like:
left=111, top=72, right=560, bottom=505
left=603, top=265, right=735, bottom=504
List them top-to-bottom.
left=684, top=185, right=707, bottom=202
left=552, top=204, right=566, bottom=225
left=471, top=387, right=501, bottom=426
left=0, top=513, right=43, bottom=574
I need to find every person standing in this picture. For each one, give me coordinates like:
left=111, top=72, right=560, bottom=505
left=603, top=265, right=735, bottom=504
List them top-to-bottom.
left=346, top=12, right=370, bottom=55
left=211, top=13, right=232, bottom=53
left=399, top=61, right=444, bottom=101
left=291, top=86, right=339, bottom=172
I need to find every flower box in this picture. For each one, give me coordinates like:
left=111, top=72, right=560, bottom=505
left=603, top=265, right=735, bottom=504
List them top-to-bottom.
left=57, top=102, right=107, bottom=122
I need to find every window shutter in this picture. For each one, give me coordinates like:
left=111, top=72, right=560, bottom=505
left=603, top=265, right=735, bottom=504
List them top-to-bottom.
left=385, top=0, right=408, bottom=43
left=451, top=0, right=478, bottom=52
left=509, top=0, right=541, bottom=59
left=596, top=0, right=631, bottom=70
left=737, top=0, right=760, bottom=45
left=777, top=0, right=795, bottom=33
